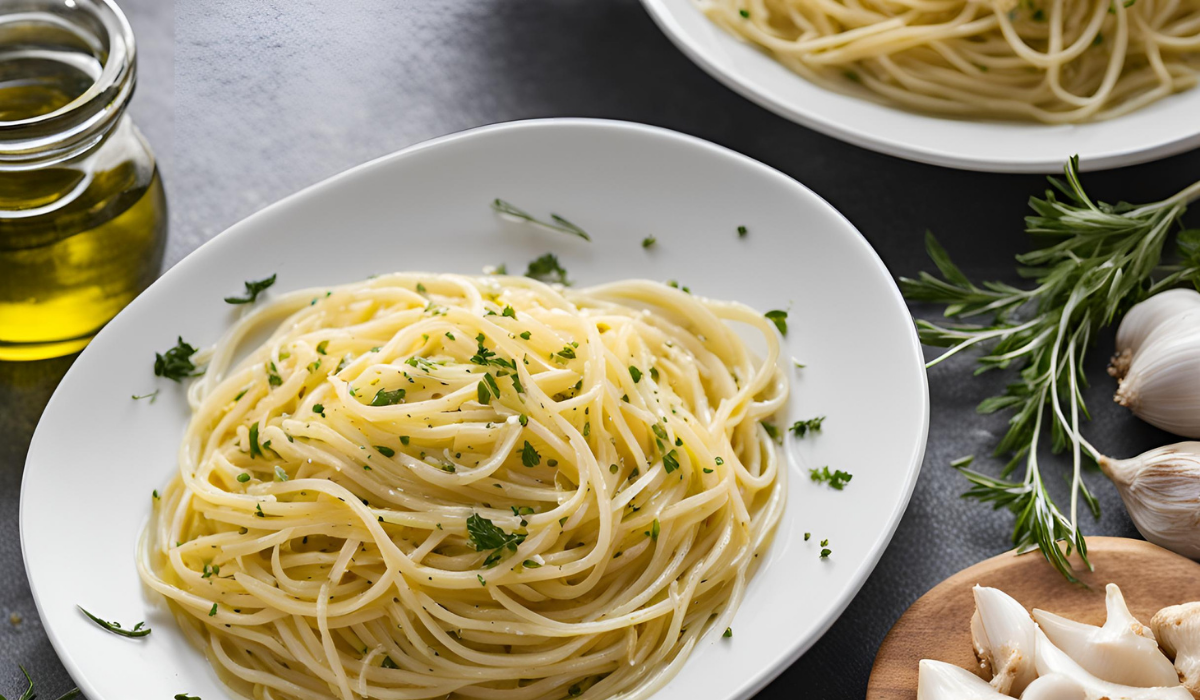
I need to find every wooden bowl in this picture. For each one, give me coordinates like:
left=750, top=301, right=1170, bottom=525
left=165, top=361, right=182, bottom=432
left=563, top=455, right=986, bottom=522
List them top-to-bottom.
left=866, top=537, right=1200, bottom=700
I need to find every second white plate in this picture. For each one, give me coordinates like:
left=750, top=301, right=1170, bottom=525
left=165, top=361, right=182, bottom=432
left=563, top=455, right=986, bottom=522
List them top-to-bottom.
left=641, top=0, right=1200, bottom=173
left=22, top=119, right=928, bottom=700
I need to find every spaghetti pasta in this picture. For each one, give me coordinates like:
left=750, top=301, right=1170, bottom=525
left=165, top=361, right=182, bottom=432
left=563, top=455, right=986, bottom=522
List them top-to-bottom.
left=701, top=0, right=1200, bottom=122
left=139, top=273, right=788, bottom=700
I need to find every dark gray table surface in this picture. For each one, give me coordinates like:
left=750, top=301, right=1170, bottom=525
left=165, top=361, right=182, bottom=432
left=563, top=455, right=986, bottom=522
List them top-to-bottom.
left=3, top=1, right=1198, bottom=698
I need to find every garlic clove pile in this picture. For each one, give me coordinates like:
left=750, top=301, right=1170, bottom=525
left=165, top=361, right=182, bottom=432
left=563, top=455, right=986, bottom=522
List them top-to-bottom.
left=1110, top=289, right=1200, bottom=438
left=1111, top=289, right=1200, bottom=379
left=1098, top=443, right=1200, bottom=559
left=1032, top=584, right=1179, bottom=688
left=972, top=585, right=1039, bottom=695
left=1151, top=602, right=1200, bottom=697
left=1034, top=627, right=1193, bottom=699
left=917, top=659, right=1011, bottom=700
left=1019, top=674, right=1087, bottom=700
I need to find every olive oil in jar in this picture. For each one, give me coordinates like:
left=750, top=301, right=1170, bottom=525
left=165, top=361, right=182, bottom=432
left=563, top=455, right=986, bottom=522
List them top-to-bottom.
left=0, top=1, right=167, bottom=361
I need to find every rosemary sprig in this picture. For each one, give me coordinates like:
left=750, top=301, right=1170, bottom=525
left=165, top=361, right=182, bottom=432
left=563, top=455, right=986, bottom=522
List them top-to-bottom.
left=901, top=156, right=1200, bottom=582
left=491, top=199, right=590, bottom=241
left=79, top=606, right=152, bottom=638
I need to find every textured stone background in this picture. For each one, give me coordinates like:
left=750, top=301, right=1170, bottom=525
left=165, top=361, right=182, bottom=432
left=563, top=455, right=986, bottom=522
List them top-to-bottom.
left=2, top=1, right=1199, bottom=698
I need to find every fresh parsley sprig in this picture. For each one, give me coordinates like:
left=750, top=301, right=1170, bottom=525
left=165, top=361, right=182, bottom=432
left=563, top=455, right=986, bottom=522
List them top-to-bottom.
left=901, top=156, right=1200, bottom=583
left=492, top=199, right=590, bottom=241
left=525, top=253, right=570, bottom=285
left=224, top=274, right=276, bottom=304
left=154, top=337, right=203, bottom=382
left=466, top=513, right=525, bottom=567
left=79, top=606, right=151, bottom=638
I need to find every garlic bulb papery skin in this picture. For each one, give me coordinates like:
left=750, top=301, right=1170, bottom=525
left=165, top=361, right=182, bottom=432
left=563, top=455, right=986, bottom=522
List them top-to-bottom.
left=1111, top=289, right=1200, bottom=378
left=1113, top=324, right=1200, bottom=437
left=1098, top=443, right=1200, bottom=559
left=1032, top=584, right=1179, bottom=687
left=972, top=585, right=1039, bottom=695
left=1151, top=602, right=1200, bottom=697
left=1033, top=627, right=1193, bottom=700
left=917, top=659, right=1011, bottom=700
left=1019, top=674, right=1087, bottom=700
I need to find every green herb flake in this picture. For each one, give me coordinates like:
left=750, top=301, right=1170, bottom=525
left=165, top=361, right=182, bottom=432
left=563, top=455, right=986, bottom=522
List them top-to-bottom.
left=642, top=236, right=657, bottom=248
left=525, top=253, right=570, bottom=286
left=224, top=274, right=276, bottom=305
left=764, top=310, right=788, bottom=335
left=154, top=337, right=202, bottom=382
left=316, top=340, right=329, bottom=355
left=629, top=366, right=642, bottom=383
left=370, top=388, right=406, bottom=406
left=313, top=403, right=326, bottom=417
left=790, top=416, right=825, bottom=438
left=249, top=423, right=264, bottom=459
left=522, top=441, right=541, bottom=467
left=663, top=450, right=680, bottom=474
left=809, top=466, right=853, bottom=490
left=79, top=607, right=152, bottom=638
left=724, top=627, right=733, bottom=637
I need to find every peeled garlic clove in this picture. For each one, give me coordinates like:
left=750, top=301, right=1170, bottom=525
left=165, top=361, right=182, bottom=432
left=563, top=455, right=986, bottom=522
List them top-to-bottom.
left=1111, top=289, right=1200, bottom=379
left=1113, top=326, right=1200, bottom=437
left=1098, top=443, right=1200, bottom=559
left=973, top=584, right=1038, bottom=695
left=1032, top=584, right=1178, bottom=687
left=1151, top=602, right=1200, bottom=696
left=971, top=608, right=994, bottom=678
left=1034, top=627, right=1193, bottom=700
left=917, top=659, right=1010, bottom=700
left=1020, top=674, right=1086, bottom=700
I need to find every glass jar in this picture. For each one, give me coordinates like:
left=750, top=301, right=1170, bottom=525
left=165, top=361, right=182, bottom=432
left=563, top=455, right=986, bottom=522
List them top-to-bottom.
left=0, top=0, right=166, bottom=361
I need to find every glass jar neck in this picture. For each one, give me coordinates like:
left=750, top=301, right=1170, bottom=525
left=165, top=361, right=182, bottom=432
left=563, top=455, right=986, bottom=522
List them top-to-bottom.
left=0, top=0, right=136, bottom=167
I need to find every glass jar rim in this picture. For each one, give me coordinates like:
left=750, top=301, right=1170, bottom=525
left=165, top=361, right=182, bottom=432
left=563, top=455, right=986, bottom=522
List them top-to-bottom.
left=0, top=0, right=137, bottom=162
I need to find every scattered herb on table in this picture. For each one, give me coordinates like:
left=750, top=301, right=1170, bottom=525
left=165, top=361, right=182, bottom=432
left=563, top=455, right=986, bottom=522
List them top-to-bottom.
left=790, top=416, right=825, bottom=437
left=809, top=466, right=853, bottom=490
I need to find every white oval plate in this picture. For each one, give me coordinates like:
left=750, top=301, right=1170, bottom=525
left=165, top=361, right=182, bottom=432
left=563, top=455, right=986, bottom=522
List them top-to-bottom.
left=641, top=0, right=1200, bottom=173
left=22, top=119, right=928, bottom=700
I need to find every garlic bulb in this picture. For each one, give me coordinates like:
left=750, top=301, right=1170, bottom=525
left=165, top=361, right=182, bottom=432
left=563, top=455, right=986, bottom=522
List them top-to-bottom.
left=1110, top=289, right=1200, bottom=437
left=1111, top=289, right=1200, bottom=378
left=1098, top=443, right=1200, bottom=559
left=1032, top=584, right=1179, bottom=687
left=972, top=585, right=1038, bottom=695
left=1151, top=602, right=1200, bottom=696
left=1033, top=627, right=1193, bottom=699
left=917, top=659, right=1010, bottom=700
left=1020, top=674, right=1086, bottom=700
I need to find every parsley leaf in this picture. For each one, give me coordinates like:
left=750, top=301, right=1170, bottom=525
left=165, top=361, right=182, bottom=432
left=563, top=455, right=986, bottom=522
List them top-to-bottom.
left=525, top=253, right=570, bottom=285
left=224, top=274, right=276, bottom=304
left=765, top=310, right=788, bottom=335
left=154, top=337, right=202, bottom=382
left=370, top=388, right=406, bottom=406
left=790, top=416, right=825, bottom=437
left=521, top=440, right=541, bottom=467
left=809, top=466, right=853, bottom=490
left=466, top=513, right=525, bottom=567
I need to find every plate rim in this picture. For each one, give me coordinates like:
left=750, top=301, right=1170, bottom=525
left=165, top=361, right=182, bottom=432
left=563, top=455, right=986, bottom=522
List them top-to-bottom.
left=637, top=0, right=1200, bottom=174
left=21, top=117, right=930, bottom=700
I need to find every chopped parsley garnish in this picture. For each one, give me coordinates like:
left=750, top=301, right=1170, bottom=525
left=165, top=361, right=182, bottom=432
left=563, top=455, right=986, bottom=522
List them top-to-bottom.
left=738, top=8, right=750, bottom=17
left=491, top=199, right=591, bottom=241
left=737, top=225, right=748, bottom=236
left=642, top=236, right=657, bottom=249
left=525, top=253, right=570, bottom=285
left=224, top=274, right=276, bottom=304
left=416, top=282, right=427, bottom=294
left=502, top=305, right=517, bottom=319
left=764, top=310, right=788, bottom=335
left=519, top=331, right=532, bottom=340
left=154, top=337, right=202, bottom=382
left=316, top=340, right=329, bottom=355
left=556, top=346, right=576, bottom=360
left=629, top=366, right=642, bottom=383
left=649, top=367, right=659, bottom=381
left=370, top=388, right=406, bottom=406
left=234, top=389, right=248, bottom=401
left=132, top=390, right=159, bottom=403
left=312, top=403, right=326, bottom=417
left=518, top=414, right=529, bottom=426
left=790, top=416, right=825, bottom=437
left=761, top=422, right=781, bottom=442
left=249, top=423, right=264, bottom=459
left=652, top=424, right=669, bottom=442
left=522, top=440, right=541, bottom=467
left=375, top=445, right=395, bottom=457
left=663, top=450, right=680, bottom=473
left=715, top=457, right=725, bottom=465
left=274, top=466, right=289, bottom=482
left=809, top=466, right=853, bottom=490
left=467, top=513, right=526, bottom=568
left=649, top=519, right=660, bottom=541
left=804, top=532, right=811, bottom=541
left=820, top=546, right=832, bottom=559
left=523, top=559, right=542, bottom=568
left=477, top=574, right=487, bottom=586
left=208, top=603, right=218, bottom=617
left=79, top=607, right=151, bottom=638
left=724, top=626, right=734, bottom=637
left=382, top=656, right=399, bottom=669
left=175, top=694, right=200, bottom=700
